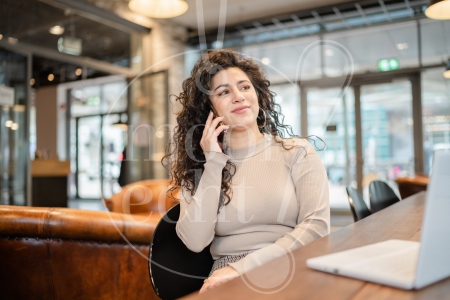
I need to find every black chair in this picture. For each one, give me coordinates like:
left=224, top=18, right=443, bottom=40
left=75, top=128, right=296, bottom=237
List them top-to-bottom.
left=369, top=180, right=401, bottom=213
left=346, top=186, right=372, bottom=222
left=148, top=203, right=214, bottom=300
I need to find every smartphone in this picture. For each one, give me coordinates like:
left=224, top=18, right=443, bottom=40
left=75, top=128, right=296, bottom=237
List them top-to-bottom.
left=210, top=105, right=226, bottom=147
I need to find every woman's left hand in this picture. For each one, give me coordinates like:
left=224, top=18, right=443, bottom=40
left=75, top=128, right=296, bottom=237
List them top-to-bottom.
left=199, top=266, right=240, bottom=294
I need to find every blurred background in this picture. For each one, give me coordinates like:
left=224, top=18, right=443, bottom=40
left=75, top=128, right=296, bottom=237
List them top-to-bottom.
left=1, top=0, right=449, bottom=226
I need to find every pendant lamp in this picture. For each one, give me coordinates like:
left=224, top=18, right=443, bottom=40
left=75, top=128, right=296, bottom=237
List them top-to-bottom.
left=129, top=0, right=188, bottom=18
left=425, top=0, right=450, bottom=20
left=112, top=114, right=128, bottom=131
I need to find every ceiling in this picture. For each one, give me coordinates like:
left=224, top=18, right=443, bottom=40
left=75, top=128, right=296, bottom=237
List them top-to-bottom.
left=0, top=0, right=431, bottom=88
left=0, top=0, right=135, bottom=87
left=1, top=0, right=134, bottom=61
left=80, top=0, right=357, bottom=31
left=170, top=0, right=356, bottom=30
left=184, top=0, right=429, bottom=47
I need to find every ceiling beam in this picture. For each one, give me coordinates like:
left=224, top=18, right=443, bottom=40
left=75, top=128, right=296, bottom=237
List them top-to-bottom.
left=38, top=0, right=150, bottom=34
left=188, top=0, right=428, bottom=46
left=378, top=0, right=392, bottom=22
left=404, top=0, right=414, bottom=17
left=355, top=3, right=372, bottom=26
left=332, top=7, right=350, bottom=29
left=311, top=10, right=329, bottom=31
left=291, top=15, right=313, bottom=35
left=12, top=16, right=83, bottom=39
left=272, top=18, right=294, bottom=38
left=252, top=21, right=276, bottom=40
left=0, top=39, right=138, bottom=78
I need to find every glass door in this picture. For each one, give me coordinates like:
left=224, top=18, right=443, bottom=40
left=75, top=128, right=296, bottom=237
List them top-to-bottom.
left=0, top=48, right=30, bottom=206
left=421, top=68, right=450, bottom=174
left=66, top=77, right=129, bottom=200
left=303, top=77, right=415, bottom=210
left=360, top=80, right=413, bottom=200
left=306, top=87, right=355, bottom=210
left=75, top=113, right=127, bottom=199
left=102, top=114, right=127, bottom=199
left=76, top=116, right=101, bottom=199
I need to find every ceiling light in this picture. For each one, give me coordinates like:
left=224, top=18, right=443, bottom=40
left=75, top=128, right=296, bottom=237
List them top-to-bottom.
left=129, top=0, right=188, bottom=18
left=425, top=0, right=450, bottom=20
left=49, top=25, right=65, bottom=35
left=7, top=37, right=18, bottom=44
left=212, top=40, right=223, bottom=49
left=396, top=43, right=408, bottom=50
left=325, top=49, right=334, bottom=57
left=261, top=57, right=271, bottom=65
left=444, top=60, right=450, bottom=78
left=75, top=68, right=82, bottom=76
left=48, top=74, right=55, bottom=81
left=30, top=78, right=35, bottom=85
left=13, top=104, right=25, bottom=112
left=13, top=105, right=25, bottom=112
left=112, top=114, right=128, bottom=131
left=5, top=120, right=12, bottom=127
left=112, top=120, right=128, bottom=131
left=11, top=123, right=18, bottom=130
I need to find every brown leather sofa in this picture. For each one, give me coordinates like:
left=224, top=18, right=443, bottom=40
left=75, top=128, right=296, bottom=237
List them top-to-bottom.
left=395, top=174, right=429, bottom=199
left=104, top=179, right=179, bottom=221
left=0, top=205, right=160, bottom=300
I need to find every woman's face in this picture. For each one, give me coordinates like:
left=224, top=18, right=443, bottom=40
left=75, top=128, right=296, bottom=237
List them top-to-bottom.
left=208, top=67, right=260, bottom=133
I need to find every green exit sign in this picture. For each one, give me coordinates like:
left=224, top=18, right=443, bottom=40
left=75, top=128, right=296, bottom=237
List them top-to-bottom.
left=378, top=58, right=400, bottom=72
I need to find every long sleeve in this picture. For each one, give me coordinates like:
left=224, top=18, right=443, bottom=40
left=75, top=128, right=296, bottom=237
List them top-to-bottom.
left=228, top=148, right=330, bottom=274
left=176, top=151, right=229, bottom=253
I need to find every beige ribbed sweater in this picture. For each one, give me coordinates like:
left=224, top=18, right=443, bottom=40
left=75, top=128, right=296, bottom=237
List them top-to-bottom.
left=176, top=134, right=330, bottom=274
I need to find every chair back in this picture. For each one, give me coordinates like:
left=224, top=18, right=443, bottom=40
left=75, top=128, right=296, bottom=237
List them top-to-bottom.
left=104, top=179, right=178, bottom=215
left=369, top=180, right=401, bottom=213
left=346, top=186, right=372, bottom=222
left=149, top=204, right=214, bottom=300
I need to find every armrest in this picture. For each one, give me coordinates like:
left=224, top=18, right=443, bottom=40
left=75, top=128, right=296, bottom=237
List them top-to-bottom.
left=0, top=205, right=158, bottom=244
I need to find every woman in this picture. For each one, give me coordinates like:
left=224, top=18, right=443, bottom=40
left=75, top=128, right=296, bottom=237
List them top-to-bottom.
left=162, top=49, right=329, bottom=293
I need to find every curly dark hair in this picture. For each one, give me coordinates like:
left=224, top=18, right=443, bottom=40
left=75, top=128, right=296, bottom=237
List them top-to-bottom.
left=162, top=49, right=297, bottom=206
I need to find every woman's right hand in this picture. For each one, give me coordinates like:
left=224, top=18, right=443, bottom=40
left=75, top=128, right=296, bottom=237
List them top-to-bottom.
left=200, top=111, right=229, bottom=153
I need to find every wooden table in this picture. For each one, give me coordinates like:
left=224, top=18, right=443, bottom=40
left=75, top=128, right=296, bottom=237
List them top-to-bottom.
left=183, top=192, right=450, bottom=299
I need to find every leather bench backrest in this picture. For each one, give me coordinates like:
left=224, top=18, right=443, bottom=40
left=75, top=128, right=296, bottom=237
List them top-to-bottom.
left=105, top=179, right=179, bottom=215
left=0, top=206, right=159, bottom=300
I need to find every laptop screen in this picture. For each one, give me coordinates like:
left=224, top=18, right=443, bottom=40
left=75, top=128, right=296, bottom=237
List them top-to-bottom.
left=414, top=150, right=450, bottom=289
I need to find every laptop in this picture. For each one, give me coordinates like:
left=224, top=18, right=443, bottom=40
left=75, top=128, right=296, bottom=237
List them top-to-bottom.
left=306, top=150, right=450, bottom=290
